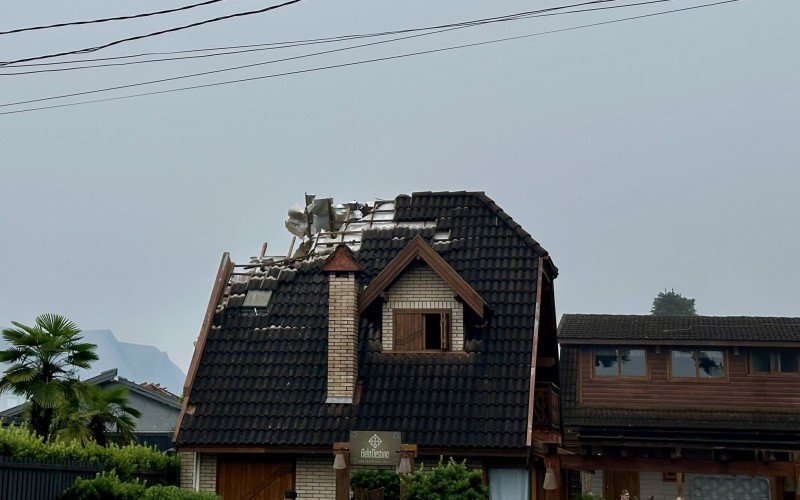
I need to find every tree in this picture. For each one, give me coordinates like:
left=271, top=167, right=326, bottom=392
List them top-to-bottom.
left=650, top=289, right=697, bottom=316
left=0, top=314, right=98, bottom=440
left=53, top=384, right=142, bottom=446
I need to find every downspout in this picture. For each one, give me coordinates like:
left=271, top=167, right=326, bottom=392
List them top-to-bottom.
left=526, top=256, right=545, bottom=448
left=193, top=452, right=201, bottom=492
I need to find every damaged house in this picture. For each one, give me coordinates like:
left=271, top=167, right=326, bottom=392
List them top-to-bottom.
left=174, top=191, right=563, bottom=499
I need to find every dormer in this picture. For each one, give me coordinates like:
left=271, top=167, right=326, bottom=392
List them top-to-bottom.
left=359, top=235, right=486, bottom=352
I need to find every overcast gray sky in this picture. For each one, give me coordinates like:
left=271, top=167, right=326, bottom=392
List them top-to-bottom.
left=1, top=0, right=798, bottom=372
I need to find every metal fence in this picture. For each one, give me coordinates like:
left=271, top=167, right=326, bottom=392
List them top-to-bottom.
left=0, top=456, right=176, bottom=500
left=0, top=456, right=101, bottom=500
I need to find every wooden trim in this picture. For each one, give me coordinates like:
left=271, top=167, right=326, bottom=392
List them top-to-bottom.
left=358, top=235, right=486, bottom=317
left=174, top=252, right=234, bottom=443
left=526, top=256, right=544, bottom=448
left=559, top=339, right=800, bottom=347
left=589, top=347, right=650, bottom=381
left=666, top=348, right=729, bottom=383
left=175, top=445, right=332, bottom=454
left=559, top=455, right=796, bottom=476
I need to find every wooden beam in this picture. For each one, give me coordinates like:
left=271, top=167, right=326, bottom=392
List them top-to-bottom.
left=174, top=252, right=234, bottom=444
left=526, top=257, right=544, bottom=447
left=537, top=357, right=557, bottom=368
left=559, top=455, right=796, bottom=476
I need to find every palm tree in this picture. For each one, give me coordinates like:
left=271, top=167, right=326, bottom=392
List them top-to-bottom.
left=0, top=314, right=98, bottom=440
left=53, top=384, right=142, bottom=446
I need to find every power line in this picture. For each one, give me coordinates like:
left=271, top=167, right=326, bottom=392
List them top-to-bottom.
left=0, top=0, right=742, bottom=117
left=0, top=0, right=303, bottom=67
left=0, top=0, right=229, bottom=36
left=0, top=0, right=617, bottom=70
left=0, top=0, right=692, bottom=77
left=1, top=0, right=642, bottom=76
left=1, top=1, right=628, bottom=106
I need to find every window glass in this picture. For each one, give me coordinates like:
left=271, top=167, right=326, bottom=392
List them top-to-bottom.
left=594, top=348, right=618, bottom=376
left=620, top=349, right=646, bottom=376
left=671, top=350, right=696, bottom=378
left=698, top=350, right=724, bottom=378
left=751, top=350, right=771, bottom=373
left=778, top=350, right=799, bottom=373
left=488, top=468, right=530, bottom=500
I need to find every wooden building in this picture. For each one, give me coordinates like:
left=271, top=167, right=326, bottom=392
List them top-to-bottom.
left=174, top=192, right=563, bottom=499
left=558, top=314, right=800, bottom=500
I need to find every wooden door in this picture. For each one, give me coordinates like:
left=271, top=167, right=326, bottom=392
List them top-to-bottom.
left=217, top=455, right=294, bottom=500
left=603, top=470, right=639, bottom=500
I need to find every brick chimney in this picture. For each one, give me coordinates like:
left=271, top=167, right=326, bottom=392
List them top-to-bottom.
left=322, top=245, right=363, bottom=404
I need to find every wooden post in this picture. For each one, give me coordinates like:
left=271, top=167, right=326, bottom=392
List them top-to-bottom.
left=334, top=442, right=349, bottom=500
left=399, top=444, right=417, bottom=500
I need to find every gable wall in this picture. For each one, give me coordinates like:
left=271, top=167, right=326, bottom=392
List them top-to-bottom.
left=381, top=263, right=464, bottom=351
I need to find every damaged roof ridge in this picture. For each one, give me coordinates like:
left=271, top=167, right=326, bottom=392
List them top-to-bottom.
left=403, top=191, right=556, bottom=275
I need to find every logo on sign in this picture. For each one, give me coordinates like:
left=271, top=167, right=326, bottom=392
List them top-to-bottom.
left=369, top=434, right=383, bottom=449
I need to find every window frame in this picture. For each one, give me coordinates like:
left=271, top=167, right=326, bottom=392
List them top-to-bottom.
left=391, top=308, right=452, bottom=353
left=590, top=347, right=649, bottom=380
left=668, top=348, right=728, bottom=382
left=748, top=348, right=800, bottom=377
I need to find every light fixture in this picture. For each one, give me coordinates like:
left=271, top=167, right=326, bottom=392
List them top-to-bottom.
left=670, top=448, right=682, bottom=459
left=333, top=452, right=347, bottom=470
left=397, top=455, right=412, bottom=474
left=543, top=467, right=558, bottom=490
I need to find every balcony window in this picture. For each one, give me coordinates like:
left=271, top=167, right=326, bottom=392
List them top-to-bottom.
left=593, top=348, right=646, bottom=377
left=670, top=349, right=725, bottom=379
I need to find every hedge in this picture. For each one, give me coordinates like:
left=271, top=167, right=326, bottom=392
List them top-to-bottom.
left=0, top=423, right=178, bottom=478
left=57, top=471, right=219, bottom=500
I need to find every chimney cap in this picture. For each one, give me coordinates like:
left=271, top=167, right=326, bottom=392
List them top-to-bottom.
left=322, top=245, right=364, bottom=273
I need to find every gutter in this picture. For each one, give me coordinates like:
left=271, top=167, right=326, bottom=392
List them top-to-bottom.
left=173, top=252, right=234, bottom=445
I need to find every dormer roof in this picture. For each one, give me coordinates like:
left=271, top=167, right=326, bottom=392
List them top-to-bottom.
left=359, top=235, right=486, bottom=317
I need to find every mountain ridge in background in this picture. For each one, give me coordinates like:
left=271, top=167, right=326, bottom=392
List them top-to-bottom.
left=0, top=329, right=186, bottom=411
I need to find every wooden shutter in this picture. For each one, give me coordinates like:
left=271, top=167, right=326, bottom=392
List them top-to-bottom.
left=394, top=312, right=424, bottom=351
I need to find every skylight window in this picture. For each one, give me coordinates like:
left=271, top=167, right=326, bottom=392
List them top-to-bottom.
left=242, top=290, right=272, bottom=308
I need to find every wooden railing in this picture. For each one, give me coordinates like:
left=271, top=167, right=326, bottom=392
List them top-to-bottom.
left=532, top=382, right=561, bottom=432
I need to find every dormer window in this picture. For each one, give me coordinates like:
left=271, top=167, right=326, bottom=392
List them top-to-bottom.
left=393, top=309, right=451, bottom=351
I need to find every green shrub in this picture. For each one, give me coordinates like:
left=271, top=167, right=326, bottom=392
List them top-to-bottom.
left=0, top=423, right=179, bottom=478
left=403, top=458, right=488, bottom=500
left=350, top=469, right=401, bottom=499
left=58, top=471, right=219, bottom=500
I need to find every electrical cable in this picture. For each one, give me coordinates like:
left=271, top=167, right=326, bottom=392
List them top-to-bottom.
left=0, top=0, right=742, bottom=116
left=0, top=0, right=303, bottom=67
left=0, top=0, right=230, bottom=36
left=0, top=0, right=617, bottom=69
left=1, top=0, right=639, bottom=76
left=1, top=1, right=624, bottom=106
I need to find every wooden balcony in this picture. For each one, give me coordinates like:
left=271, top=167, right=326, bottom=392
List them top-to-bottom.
left=531, top=382, right=561, bottom=443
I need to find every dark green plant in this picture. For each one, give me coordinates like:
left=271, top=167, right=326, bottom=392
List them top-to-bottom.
left=651, top=289, right=697, bottom=316
left=0, top=314, right=98, bottom=441
left=53, top=384, right=142, bottom=446
left=0, top=423, right=179, bottom=479
left=403, top=458, right=488, bottom=500
left=350, top=469, right=400, bottom=499
left=58, top=470, right=219, bottom=500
